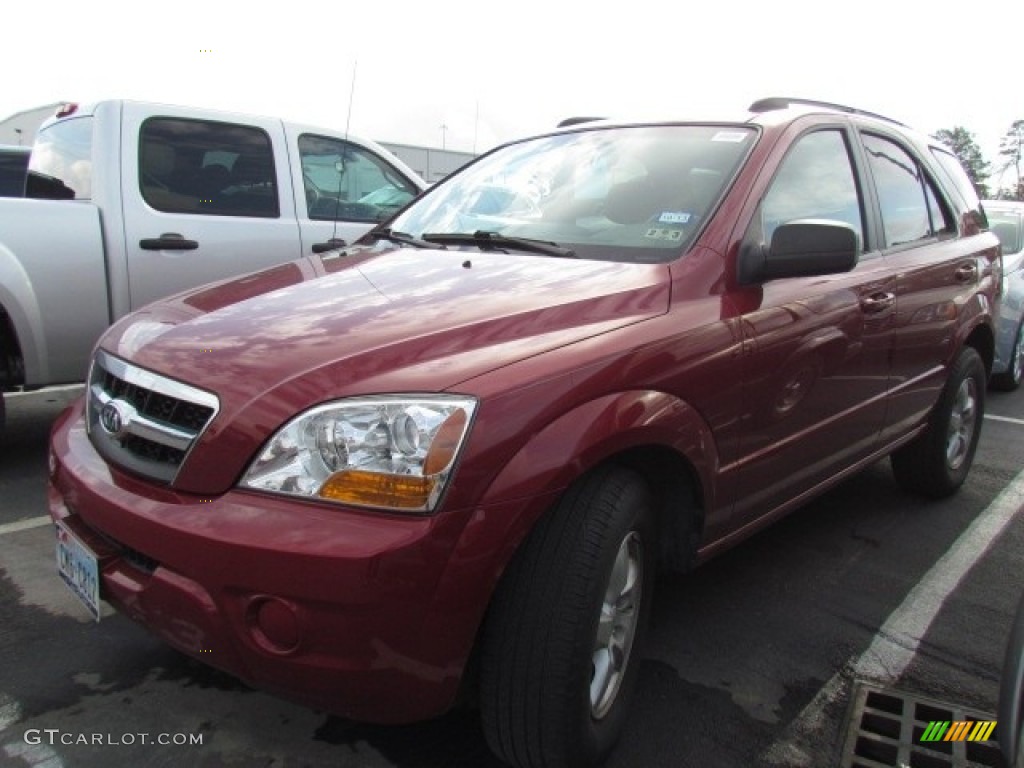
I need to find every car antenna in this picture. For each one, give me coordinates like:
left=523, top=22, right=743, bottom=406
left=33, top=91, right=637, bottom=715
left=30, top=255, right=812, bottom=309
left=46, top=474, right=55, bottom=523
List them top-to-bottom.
left=327, top=61, right=358, bottom=251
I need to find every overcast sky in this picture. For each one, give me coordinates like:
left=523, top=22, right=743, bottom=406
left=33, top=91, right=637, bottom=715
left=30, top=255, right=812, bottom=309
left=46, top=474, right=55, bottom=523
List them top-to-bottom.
left=2, top=0, right=1018, bottom=186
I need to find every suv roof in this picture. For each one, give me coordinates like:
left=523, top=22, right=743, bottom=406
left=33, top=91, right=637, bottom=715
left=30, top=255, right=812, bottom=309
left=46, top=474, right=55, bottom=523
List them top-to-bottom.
left=554, top=96, right=922, bottom=141
left=746, top=96, right=907, bottom=127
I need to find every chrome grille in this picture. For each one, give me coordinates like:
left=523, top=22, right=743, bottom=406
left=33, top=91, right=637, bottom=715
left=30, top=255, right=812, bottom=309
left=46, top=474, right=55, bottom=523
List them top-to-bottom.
left=87, top=349, right=219, bottom=484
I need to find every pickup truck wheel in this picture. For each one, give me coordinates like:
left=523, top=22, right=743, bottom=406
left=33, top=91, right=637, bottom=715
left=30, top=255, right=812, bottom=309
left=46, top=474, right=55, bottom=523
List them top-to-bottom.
left=992, top=321, right=1023, bottom=392
left=891, top=346, right=985, bottom=498
left=479, top=466, right=654, bottom=768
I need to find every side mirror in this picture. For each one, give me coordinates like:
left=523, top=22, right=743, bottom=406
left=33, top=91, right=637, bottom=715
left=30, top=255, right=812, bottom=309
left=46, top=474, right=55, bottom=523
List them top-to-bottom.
left=739, top=220, right=859, bottom=284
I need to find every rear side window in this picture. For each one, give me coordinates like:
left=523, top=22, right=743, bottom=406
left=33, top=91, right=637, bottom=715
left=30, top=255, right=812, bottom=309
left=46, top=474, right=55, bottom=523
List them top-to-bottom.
left=27, top=116, right=93, bottom=199
left=139, top=118, right=279, bottom=218
left=762, top=129, right=864, bottom=248
left=298, top=134, right=420, bottom=222
left=863, top=134, right=953, bottom=248
left=930, top=146, right=982, bottom=212
left=0, top=148, right=30, bottom=196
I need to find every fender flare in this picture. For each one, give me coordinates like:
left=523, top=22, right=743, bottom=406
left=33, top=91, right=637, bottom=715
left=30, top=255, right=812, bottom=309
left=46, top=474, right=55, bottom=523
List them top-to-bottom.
left=0, top=241, right=46, bottom=385
left=481, top=389, right=717, bottom=508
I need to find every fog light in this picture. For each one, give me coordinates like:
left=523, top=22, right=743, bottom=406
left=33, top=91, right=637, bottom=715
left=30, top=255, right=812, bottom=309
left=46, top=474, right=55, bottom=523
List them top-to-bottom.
left=247, top=596, right=301, bottom=655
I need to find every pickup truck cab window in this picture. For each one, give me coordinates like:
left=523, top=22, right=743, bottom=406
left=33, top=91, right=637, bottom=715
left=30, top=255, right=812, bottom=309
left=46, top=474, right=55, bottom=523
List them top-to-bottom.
left=26, top=115, right=92, bottom=199
left=139, top=117, right=279, bottom=218
left=298, top=134, right=419, bottom=222
left=0, top=145, right=30, bottom=197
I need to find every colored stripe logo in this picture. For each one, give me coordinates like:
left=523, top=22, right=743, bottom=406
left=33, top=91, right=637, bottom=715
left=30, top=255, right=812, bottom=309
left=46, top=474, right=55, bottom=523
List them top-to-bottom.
left=920, top=720, right=997, bottom=742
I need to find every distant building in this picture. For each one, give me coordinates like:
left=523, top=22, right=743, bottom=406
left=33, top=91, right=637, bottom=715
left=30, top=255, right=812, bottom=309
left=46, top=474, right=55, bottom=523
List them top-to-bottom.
left=0, top=103, right=64, bottom=146
left=0, top=104, right=476, bottom=181
left=379, top=142, right=476, bottom=183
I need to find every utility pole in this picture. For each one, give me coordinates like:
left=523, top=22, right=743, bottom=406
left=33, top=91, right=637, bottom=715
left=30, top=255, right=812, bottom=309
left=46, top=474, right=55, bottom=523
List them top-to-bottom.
left=440, top=124, right=448, bottom=150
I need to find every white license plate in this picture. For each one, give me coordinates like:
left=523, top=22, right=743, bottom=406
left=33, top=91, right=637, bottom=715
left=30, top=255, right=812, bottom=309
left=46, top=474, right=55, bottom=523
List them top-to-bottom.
left=55, top=521, right=101, bottom=621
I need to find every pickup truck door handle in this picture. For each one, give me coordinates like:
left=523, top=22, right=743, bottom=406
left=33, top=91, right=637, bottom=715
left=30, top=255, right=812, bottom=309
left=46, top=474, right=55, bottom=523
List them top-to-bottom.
left=139, top=233, right=199, bottom=251
left=312, top=238, right=348, bottom=254
left=954, top=262, right=978, bottom=282
left=860, top=292, right=895, bottom=314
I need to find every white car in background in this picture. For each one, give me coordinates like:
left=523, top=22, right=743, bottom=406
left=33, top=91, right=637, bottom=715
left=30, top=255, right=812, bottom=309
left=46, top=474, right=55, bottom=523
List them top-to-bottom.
left=986, top=200, right=1024, bottom=390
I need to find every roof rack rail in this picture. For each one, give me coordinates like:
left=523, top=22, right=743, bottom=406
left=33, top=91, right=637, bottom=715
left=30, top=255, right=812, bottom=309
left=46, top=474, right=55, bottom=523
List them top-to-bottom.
left=748, top=97, right=905, bottom=127
left=557, top=116, right=606, bottom=128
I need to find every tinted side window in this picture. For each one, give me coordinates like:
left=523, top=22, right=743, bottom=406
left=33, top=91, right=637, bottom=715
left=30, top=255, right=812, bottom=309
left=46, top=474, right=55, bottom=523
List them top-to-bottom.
left=27, top=116, right=92, bottom=200
left=139, top=118, right=279, bottom=218
left=762, top=129, right=863, bottom=247
left=298, top=134, right=419, bottom=222
left=864, top=134, right=953, bottom=248
left=930, top=146, right=982, bottom=211
left=0, top=149, right=30, bottom=196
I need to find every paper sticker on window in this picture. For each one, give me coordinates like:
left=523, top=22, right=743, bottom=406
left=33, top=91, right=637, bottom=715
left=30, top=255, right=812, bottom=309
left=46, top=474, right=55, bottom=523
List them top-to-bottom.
left=712, top=131, right=748, bottom=143
left=658, top=211, right=691, bottom=224
left=644, top=228, right=684, bottom=241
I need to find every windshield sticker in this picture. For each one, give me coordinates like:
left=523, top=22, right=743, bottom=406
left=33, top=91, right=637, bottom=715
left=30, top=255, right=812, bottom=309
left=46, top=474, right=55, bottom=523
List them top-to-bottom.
left=712, top=131, right=748, bottom=143
left=658, top=211, right=692, bottom=224
left=644, top=228, right=684, bottom=241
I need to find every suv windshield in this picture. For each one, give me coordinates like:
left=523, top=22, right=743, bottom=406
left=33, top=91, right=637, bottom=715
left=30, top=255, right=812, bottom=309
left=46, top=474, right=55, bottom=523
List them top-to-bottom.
left=388, top=124, right=756, bottom=262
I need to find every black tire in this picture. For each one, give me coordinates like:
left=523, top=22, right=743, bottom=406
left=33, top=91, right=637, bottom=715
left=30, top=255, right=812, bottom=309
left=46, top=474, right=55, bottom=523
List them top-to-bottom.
left=992, top=321, right=1023, bottom=392
left=891, top=346, right=986, bottom=498
left=479, top=466, right=655, bottom=768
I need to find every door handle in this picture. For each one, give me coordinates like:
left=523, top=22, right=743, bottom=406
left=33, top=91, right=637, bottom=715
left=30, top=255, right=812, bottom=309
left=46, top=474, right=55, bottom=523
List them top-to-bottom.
left=140, top=233, right=199, bottom=251
left=312, top=238, right=348, bottom=254
left=954, top=262, right=978, bottom=282
left=860, top=292, right=895, bottom=314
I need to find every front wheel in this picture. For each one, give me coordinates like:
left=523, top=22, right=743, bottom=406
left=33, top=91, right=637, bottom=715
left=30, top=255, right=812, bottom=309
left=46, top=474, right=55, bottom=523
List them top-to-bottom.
left=891, top=346, right=986, bottom=498
left=479, top=466, right=655, bottom=768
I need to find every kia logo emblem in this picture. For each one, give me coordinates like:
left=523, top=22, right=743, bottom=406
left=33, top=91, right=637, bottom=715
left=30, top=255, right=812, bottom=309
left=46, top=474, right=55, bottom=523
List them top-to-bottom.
left=99, top=400, right=131, bottom=439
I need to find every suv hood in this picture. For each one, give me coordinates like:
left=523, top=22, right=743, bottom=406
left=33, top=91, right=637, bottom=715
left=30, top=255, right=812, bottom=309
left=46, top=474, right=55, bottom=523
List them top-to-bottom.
left=100, top=247, right=669, bottom=493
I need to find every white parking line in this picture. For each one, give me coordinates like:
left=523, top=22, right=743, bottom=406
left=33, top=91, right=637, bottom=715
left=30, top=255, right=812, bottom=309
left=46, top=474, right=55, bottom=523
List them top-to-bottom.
left=3, top=385, right=83, bottom=398
left=986, top=413, right=1024, bottom=427
left=763, top=466, right=1024, bottom=765
left=0, top=516, right=52, bottom=537
left=0, top=693, right=19, bottom=733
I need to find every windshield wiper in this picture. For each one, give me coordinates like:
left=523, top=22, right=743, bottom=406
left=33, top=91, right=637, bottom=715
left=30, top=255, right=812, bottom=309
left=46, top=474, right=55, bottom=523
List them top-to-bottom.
left=365, top=227, right=442, bottom=250
left=422, top=231, right=577, bottom=258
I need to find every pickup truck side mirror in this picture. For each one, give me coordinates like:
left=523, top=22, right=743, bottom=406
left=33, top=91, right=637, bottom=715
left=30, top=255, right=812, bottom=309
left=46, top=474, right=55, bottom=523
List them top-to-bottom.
left=739, top=220, right=859, bottom=284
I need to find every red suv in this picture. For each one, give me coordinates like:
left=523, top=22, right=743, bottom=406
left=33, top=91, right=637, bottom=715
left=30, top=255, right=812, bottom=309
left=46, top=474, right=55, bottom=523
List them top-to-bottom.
left=49, top=98, right=1000, bottom=768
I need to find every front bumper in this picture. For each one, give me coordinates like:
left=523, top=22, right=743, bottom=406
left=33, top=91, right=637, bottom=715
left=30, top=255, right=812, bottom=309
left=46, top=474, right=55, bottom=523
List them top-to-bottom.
left=47, top=398, right=485, bottom=723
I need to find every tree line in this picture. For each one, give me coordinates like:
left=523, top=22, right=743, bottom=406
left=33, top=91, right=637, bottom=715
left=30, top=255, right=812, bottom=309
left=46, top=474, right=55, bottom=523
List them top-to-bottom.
left=934, top=120, right=1024, bottom=201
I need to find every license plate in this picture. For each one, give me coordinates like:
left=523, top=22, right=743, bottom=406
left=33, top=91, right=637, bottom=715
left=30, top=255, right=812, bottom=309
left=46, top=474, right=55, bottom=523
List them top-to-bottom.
left=55, top=521, right=101, bottom=621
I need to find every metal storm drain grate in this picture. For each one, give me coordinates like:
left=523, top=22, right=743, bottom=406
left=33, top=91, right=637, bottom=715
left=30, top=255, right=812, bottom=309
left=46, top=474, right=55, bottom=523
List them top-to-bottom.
left=839, top=682, right=1005, bottom=768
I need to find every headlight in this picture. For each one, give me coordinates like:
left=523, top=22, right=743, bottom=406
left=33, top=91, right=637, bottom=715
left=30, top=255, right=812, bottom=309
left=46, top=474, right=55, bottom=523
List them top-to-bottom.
left=240, top=395, right=477, bottom=513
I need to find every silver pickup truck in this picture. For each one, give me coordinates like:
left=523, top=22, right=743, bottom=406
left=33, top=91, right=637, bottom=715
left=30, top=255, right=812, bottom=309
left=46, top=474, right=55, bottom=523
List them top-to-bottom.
left=0, top=100, right=427, bottom=427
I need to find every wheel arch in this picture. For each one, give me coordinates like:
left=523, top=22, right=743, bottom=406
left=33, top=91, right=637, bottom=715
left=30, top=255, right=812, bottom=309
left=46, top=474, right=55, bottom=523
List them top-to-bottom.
left=0, top=242, right=44, bottom=388
left=477, top=389, right=715, bottom=576
left=418, top=390, right=716, bottom=712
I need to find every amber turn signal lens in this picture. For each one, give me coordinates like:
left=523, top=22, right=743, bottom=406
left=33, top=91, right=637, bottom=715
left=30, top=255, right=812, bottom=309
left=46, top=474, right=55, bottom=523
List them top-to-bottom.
left=424, top=408, right=468, bottom=475
left=318, top=469, right=437, bottom=510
